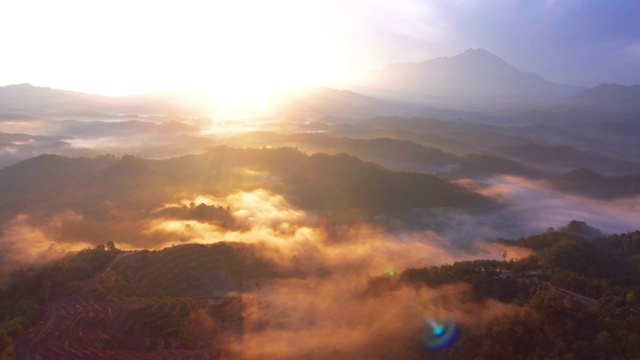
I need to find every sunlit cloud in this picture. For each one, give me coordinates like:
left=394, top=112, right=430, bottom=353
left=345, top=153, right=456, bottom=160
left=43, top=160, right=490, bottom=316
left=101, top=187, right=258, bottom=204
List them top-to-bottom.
left=139, top=188, right=533, bottom=359
left=145, top=189, right=532, bottom=277
left=226, top=189, right=308, bottom=228
left=0, top=212, right=93, bottom=267
left=227, top=270, right=522, bottom=359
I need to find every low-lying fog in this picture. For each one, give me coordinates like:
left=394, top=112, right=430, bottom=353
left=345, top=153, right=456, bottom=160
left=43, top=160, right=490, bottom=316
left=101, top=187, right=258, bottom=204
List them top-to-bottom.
left=1, top=119, right=638, bottom=271
left=2, top=172, right=636, bottom=270
left=434, top=175, right=640, bottom=240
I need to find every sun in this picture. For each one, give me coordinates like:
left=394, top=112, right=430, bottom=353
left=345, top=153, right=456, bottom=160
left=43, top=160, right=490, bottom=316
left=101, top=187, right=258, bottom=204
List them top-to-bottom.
left=0, top=0, right=365, bottom=115
left=169, top=1, right=354, bottom=119
left=205, top=56, right=344, bottom=120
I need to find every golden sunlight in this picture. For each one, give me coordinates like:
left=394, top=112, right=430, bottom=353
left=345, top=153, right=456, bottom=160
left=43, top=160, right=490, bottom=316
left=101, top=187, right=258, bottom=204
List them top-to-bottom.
left=0, top=0, right=359, bottom=112
left=168, top=0, right=351, bottom=115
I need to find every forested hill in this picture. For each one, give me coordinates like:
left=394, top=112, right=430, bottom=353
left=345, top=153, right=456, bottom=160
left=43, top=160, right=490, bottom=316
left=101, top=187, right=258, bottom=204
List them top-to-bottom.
left=0, top=147, right=491, bottom=221
left=1, top=227, right=638, bottom=358
left=390, top=228, right=640, bottom=359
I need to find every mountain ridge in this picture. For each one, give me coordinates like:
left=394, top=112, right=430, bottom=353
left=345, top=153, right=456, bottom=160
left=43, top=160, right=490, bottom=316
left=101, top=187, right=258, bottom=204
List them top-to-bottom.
left=355, top=48, right=584, bottom=109
left=0, top=83, right=217, bottom=118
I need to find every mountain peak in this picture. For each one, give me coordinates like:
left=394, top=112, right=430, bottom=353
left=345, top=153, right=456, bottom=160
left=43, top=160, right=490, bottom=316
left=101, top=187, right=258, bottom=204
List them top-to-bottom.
left=356, top=48, right=582, bottom=108
left=452, top=48, right=511, bottom=68
left=462, top=48, right=493, bottom=56
left=8, top=83, right=36, bottom=88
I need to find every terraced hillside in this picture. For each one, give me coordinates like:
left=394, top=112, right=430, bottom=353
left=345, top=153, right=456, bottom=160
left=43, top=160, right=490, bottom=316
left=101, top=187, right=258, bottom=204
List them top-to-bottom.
left=16, top=243, right=272, bottom=360
left=97, top=243, right=277, bottom=299
left=18, top=289, right=241, bottom=359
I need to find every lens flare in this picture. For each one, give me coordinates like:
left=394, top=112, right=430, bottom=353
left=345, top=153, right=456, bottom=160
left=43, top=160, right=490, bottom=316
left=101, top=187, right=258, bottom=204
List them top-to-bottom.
left=385, top=266, right=395, bottom=276
left=422, top=317, right=458, bottom=350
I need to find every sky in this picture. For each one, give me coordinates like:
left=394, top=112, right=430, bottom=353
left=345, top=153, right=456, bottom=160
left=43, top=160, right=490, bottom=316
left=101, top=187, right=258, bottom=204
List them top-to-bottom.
left=1, top=0, right=639, bottom=102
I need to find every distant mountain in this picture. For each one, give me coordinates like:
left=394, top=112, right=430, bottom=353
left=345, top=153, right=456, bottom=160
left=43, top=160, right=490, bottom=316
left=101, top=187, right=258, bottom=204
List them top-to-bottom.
left=355, top=48, right=583, bottom=109
left=0, top=83, right=217, bottom=118
left=0, top=83, right=426, bottom=122
left=493, top=83, right=640, bottom=125
left=566, top=84, right=640, bottom=113
left=268, top=86, right=417, bottom=120
left=355, top=116, right=533, bottom=153
left=0, top=118, right=210, bottom=171
left=52, top=119, right=202, bottom=137
left=222, top=131, right=546, bottom=179
left=224, top=131, right=460, bottom=172
left=286, top=134, right=459, bottom=166
left=492, top=143, right=640, bottom=175
left=454, top=154, right=543, bottom=178
left=551, top=168, right=640, bottom=199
